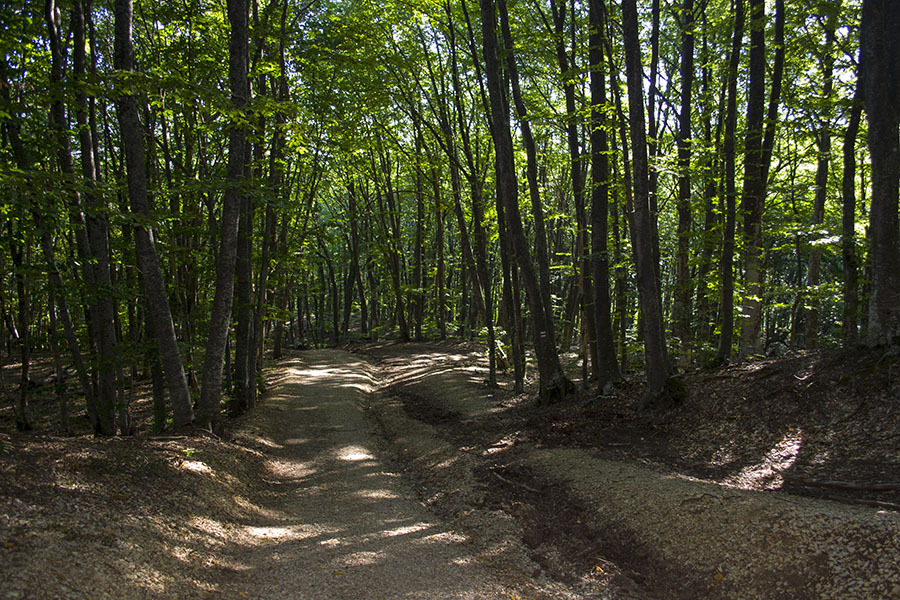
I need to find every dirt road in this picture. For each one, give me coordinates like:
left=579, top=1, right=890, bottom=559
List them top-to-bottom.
left=217, top=349, right=557, bottom=600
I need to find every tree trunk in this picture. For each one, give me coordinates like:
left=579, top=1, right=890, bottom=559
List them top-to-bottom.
left=46, top=0, right=115, bottom=434
left=76, top=0, right=120, bottom=434
left=113, top=0, right=194, bottom=427
left=198, top=0, right=249, bottom=430
left=481, top=0, right=570, bottom=403
left=497, top=0, right=554, bottom=319
left=549, top=0, right=597, bottom=382
left=588, top=0, right=620, bottom=388
left=621, top=0, right=671, bottom=407
left=673, top=0, right=695, bottom=363
left=715, top=0, right=744, bottom=364
left=737, top=0, right=767, bottom=357
left=739, top=0, right=783, bottom=355
left=861, top=0, right=900, bottom=346
left=805, top=9, right=837, bottom=349
left=841, top=83, right=863, bottom=347
left=414, top=129, right=426, bottom=342
left=432, top=162, right=447, bottom=340
left=233, top=184, right=254, bottom=412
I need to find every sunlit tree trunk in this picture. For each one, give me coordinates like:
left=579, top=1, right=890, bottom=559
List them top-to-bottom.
left=198, top=0, right=249, bottom=430
left=672, top=0, right=695, bottom=363
left=841, top=84, right=863, bottom=347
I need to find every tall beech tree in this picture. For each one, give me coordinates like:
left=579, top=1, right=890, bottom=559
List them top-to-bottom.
left=114, top=0, right=194, bottom=428
left=197, top=0, right=250, bottom=430
left=480, top=0, right=570, bottom=403
left=588, top=0, right=619, bottom=388
left=621, top=0, right=671, bottom=406
left=672, top=0, right=695, bottom=361
left=716, top=0, right=744, bottom=364
left=861, top=0, right=900, bottom=346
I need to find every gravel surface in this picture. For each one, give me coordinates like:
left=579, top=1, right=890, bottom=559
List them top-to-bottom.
left=218, top=349, right=536, bottom=599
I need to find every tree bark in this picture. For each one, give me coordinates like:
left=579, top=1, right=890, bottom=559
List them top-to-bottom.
left=114, top=0, right=194, bottom=428
left=198, top=0, right=249, bottom=430
left=481, top=0, right=570, bottom=403
left=496, top=0, right=554, bottom=320
left=588, top=0, right=620, bottom=388
left=621, top=0, right=671, bottom=407
left=672, top=0, right=695, bottom=363
left=715, top=0, right=744, bottom=364
left=737, top=0, right=767, bottom=357
left=861, top=0, right=900, bottom=346
left=804, top=8, right=837, bottom=349
left=841, top=83, right=863, bottom=347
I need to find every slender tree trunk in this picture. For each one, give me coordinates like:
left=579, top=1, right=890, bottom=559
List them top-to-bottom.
left=46, top=0, right=113, bottom=434
left=76, top=0, right=120, bottom=434
left=114, top=0, right=194, bottom=427
left=198, top=0, right=249, bottom=430
left=481, top=0, right=570, bottom=403
left=497, top=0, right=554, bottom=318
left=549, top=0, right=597, bottom=381
left=588, top=0, right=619, bottom=388
left=621, top=0, right=671, bottom=407
left=673, top=0, right=695, bottom=363
left=715, top=0, right=744, bottom=363
left=737, top=0, right=767, bottom=357
left=861, top=0, right=900, bottom=346
left=805, top=11, right=836, bottom=349
left=695, top=24, right=720, bottom=346
left=1, top=60, right=98, bottom=428
left=841, top=84, right=863, bottom=347
left=414, top=129, right=425, bottom=342
left=432, top=162, right=447, bottom=339
left=473, top=178, right=498, bottom=387
left=345, top=184, right=363, bottom=335
left=233, top=185, right=254, bottom=412
left=6, top=220, right=31, bottom=431
left=47, top=293, right=69, bottom=435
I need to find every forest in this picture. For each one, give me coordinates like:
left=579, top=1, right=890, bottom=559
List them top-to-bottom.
left=1, top=0, right=899, bottom=436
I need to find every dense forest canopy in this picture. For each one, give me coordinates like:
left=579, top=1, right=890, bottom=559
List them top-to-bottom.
left=1, top=0, right=898, bottom=433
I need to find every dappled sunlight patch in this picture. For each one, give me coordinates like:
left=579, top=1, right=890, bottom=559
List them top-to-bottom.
left=724, top=428, right=804, bottom=490
left=483, top=434, right=519, bottom=456
left=244, top=435, right=283, bottom=450
left=282, top=437, right=310, bottom=446
left=336, top=445, right=375, bottom=462
left=435, top=456, right=460, bottom=469
left=266, top=458, right=316, bottom=479
left=180, top=459, right=212, bottom=474
left=354, top=488, right=400, bottom=500
left=189, top=516, right=230, bottom=543
left=380, top=521, right=431, bottom=538
left=243, top=522, right=335, bottom=545
left=422, top=530, right=468, bottom=544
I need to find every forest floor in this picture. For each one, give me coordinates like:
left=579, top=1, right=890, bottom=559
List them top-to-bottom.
left=1, top=341, right=899, bottom=598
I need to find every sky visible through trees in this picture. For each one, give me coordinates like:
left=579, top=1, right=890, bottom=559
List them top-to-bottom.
left=0, top=0, right=897, bottom=432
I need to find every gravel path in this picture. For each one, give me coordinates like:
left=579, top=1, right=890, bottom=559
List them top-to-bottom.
left=218, top=350, right=530, bottom=599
